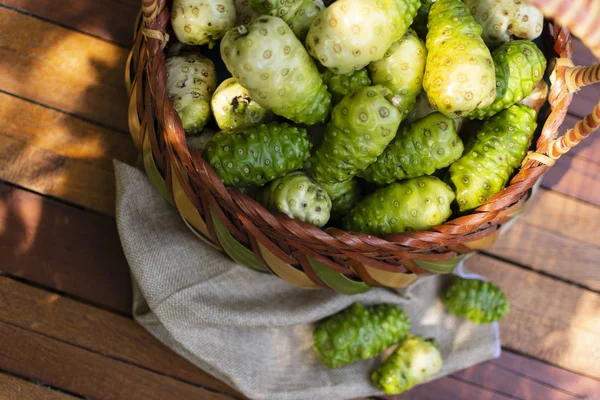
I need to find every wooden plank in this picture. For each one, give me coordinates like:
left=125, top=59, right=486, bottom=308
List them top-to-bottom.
left=1, top=0, right=139, bottom=47
left=0, top=7, right=130, bottom=132
left=0, top=92, right=138, bottom=215
left=542, top=152, right=600, bottom=207
left=0, top=182, right=133, bottom=314
left=486, top=188, right=600, bottom=290
left=466, top=254, right=600, bottom=379
left=0, top=275, right=243, bottom=398
left=0, top=321, right=233, bottom=400
left=0, top=372, right=80, bottom=400
left=390, top=376, right=513, bottom=400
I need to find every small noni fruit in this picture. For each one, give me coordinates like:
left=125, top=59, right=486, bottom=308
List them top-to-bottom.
left=171, top=0, right=236, bottom=47
left=235, top=0, right=259, bottom=25
left=250, top=0, right=323, bottom=40
left=305, top=0, right=421, bottom=74
left=412, top=0, right=436, bottom=39
left=423, top=0, right=496, bottom=118
left=463, top=0, right=544, bottom=48
left=221, top=16, right=331, bottom=125
left=368, top=29, right=427, bottom=119
left=469, top=40, right=547, bottom=119
left=165, top=53, right=217, bottom=135
left=322, top=69, right=371, bottom=104
left=211, top=78, right=273, bottom=130
left=311, top=85, right=402, bottom=184
left=449, top=104, right=537, bottom=211
left=359, top=113, right=464, bottom=185
left=204, top=122, right=312, bottom=186
left=259, top=171, right=331, bottom=226
left=343, top=176, right=455, bottom=236
left=319, top=178, right=361, bottom=219
left=442, top=277, right=509, bottom=323
left=313, top=303, right=411, bottom=369
left=371, top=335, right=443, bottom=395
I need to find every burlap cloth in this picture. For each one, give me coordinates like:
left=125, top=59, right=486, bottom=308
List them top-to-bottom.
left=114, top=160, right=500, bottom=400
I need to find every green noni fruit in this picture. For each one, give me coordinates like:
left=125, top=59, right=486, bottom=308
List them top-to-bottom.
left=171, top=0, right=236, bottom=47
left=250, top=0, right=323, bottom=39
left=305, top=0, right=421, bottom=74
left=423, top=0, right=496, bottom=118
left=221, top=16, right=331, bottom=125
left=165, top=53, right=216, bottom=135
left=322, top=69, right=371, bottom=105
left=311, top=85, right=402, bottom=184
left=449, top=104, right=537, bottom=211
left=360, top=113, right=464, bottom=185
left=204, top=122, right=311, bottom=186
left=343, top=176, right=455, bottom=236
left=319, top=178, right=361, bottom=219
left=442, top=277, right=509, bottom=323
left=313, top=303, right=411, bottom=369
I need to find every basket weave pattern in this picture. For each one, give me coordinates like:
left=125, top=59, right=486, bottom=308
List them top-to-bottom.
left=126, top=0, right=600, bottom=291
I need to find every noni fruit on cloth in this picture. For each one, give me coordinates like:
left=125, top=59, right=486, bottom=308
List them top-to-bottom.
left=171, top=0, right=236, bottom=47
left=250, top=0, right=323, bottom=40
left=305, top=0, right=420, bottom=74
left=423, top=0, right=496, bottom=119
left=463, top=0, right=544, bottom=48
left=221, top=16, right=331, bottom=125
left=369, top=29, right=427, bottom=120
left=469, top=40, right=546, bottom=119
left=165, top=53, right=217, bottom=135
left=322, top=69, right=371, bottom=104
left=211, top=78, right=273, bottom=130
left=311, top=85, right=402, bottom=184
left=449, top=104, right=537, bottom=211
left=359, top=113, right=464, bottom=185
left=204, top=122, right=312, bottom=186
left=259, top=171, right=332, bottom=226
left=343, top=176, right=455, bottom=236
left=319, top=178, right=361, bottom=220
left=442, top=277, right=509, bottom=323
left=313, top=303, right=411, bottom=369
left=371, top=335, right=443, bottom=395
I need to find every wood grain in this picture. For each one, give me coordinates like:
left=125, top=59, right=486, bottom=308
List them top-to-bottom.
left=1, top=0, right=139, bottom=47
left=0, top=7, right=130, bottom=132
left=0, top=93, right=138, bottom=215
left=0, top=182, right=132, bottom=314
left=486, top=188, right=600, bottom=290
left=466, top=254, right=600, bottom=379
left=0, top=275, right=243, bottom=398
left=0, top=321, right=234, bottom=400
left=0, top=372, right=79, bottom=400
left=391, top=376, right=513, bottom=400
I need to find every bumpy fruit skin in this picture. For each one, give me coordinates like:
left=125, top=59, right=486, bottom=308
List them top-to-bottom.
left=171, top=0, right=236, bottom=47
left=235, top=0, right=259, bottom=25
left=250, top=0, right=323, bottom=40
left=305, top=0, right=420, bottom=74
left=412, top=0, right=436, bottom=39
left=423, top=0, right=496, bottom=119
left=464, top=0, right=544, bottom=48
left=221, top=16, right=331, bottom=125
left=369, top=29, right=427, bottom=119
left=469, top=41, right=547, bottom=119
left=165, top=54, right=217, bottom=135
left=322, top=69, right=371, bottom=104
left=211, top=78, right=274, bottom=130
left=311, top=85, right=402, bottom=183
left=449, top=104, right=536, bottom=211
left=360, top=113, right=464, bottom=185
left=204, top=122, right=311, bottom=187
left=260, top=171, right=331, bottom=226
left=343, top=176, right=455, bottom=236
left=320, top=178, right=361, bottom=219
left=442, top=278, right=509, bottom=323
left=313, top=303, right=411, bottom=369
left=371, top=335, right=443, bottom=395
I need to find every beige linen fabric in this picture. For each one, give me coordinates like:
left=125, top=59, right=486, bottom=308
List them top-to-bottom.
left=114, top=161, right=500, bottom=400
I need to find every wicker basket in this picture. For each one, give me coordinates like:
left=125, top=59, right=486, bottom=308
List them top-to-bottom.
left=126, top=0, right=600, bottom=293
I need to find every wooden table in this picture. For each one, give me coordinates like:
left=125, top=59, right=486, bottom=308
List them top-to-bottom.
left=0, top=1, right=599, bottom=399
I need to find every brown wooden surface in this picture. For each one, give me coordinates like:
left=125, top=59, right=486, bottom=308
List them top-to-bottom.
left=0, top=0, right=599, bottom=399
